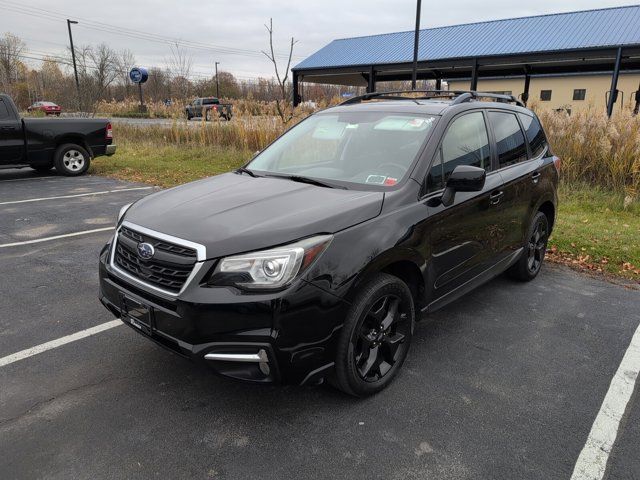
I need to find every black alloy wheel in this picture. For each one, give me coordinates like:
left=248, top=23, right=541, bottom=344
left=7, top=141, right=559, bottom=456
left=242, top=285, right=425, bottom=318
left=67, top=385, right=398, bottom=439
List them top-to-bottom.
left=508, top=211, right=549, bottom=281
left=527, top=218, right=548, bottom=275
left=333, top=273, right=415, bottom=396
left=354, top=294, right=410, bottom=382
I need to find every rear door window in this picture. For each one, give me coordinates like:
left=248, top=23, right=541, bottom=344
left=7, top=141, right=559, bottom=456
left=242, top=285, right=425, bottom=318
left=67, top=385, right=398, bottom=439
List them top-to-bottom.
left=427, top=111, right=491, bottom=192
left=489, top=111, right=528, bottom=168
left=518, top=113, right=548, bottom=158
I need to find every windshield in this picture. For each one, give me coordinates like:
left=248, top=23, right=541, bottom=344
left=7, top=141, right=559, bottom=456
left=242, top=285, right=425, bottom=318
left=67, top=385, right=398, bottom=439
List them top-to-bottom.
left=248, top=111, right=437, bottom=188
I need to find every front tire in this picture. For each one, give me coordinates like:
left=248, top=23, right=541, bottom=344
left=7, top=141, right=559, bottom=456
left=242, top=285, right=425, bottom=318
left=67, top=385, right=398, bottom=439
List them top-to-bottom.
left=54, top=143, right=90, bottom=176
left=508, top=211, right=549, bottom=281
left=333, top=273, right=415, bottom=397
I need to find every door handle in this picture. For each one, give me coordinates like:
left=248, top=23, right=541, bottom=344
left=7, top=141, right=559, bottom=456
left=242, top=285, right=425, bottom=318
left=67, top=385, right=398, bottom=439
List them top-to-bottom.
left=531, top=172, right=541, bottom=183
left=489, top=191, right=504, bottom=205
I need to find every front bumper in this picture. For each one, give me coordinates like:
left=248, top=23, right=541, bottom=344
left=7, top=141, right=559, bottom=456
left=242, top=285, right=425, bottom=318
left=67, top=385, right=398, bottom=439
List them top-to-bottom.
left=105, top=144, right=117, bottom=156
left=98, top=242, right=349, bottom=385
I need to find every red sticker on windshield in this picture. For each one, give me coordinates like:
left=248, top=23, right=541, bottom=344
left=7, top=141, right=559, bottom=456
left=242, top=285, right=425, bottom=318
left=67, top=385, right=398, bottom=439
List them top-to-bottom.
left=384, top=177, right=398, bottom=186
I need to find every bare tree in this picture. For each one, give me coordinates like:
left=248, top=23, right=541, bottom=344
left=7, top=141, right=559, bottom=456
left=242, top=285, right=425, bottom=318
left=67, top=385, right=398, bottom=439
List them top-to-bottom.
left=261, top=18, right=297, bottom=124
left=0, top=33, right=27, bottom=90
left=167, top=42, right=193, bottom=99
left=72, top=43, right=119, bottom=113
left=116, top=49, right=136, bottom=98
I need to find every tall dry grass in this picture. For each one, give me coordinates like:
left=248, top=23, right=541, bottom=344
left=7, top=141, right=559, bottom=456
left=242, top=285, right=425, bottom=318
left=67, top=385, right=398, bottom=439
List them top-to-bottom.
left=96, top=97, right=320, bottom=120
left=537, top=107, right=640, bottom=196
left=114, top=117, right=288, bottom=153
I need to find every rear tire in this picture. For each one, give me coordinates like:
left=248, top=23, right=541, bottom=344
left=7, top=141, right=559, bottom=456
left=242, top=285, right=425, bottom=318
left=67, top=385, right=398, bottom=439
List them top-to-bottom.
left=205, top=109, right=212, bottom=121
left=54, top=143, right=90, bottom=176
left=30, top=162, right=54, bottom=172
left=508, top=211, right=549, bottom=281
left=332, top=273, right=415, bottom=397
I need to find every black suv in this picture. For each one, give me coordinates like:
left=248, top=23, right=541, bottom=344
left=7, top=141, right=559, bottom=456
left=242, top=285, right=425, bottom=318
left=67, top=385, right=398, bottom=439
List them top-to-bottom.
left=99, top=90, right=558, bottom=396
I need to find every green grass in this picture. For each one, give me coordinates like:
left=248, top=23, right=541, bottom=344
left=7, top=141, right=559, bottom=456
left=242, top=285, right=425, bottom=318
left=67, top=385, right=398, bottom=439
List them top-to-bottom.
left=91, top=143, right=250, bottom=188
left=90, top=145, right=640, bottom=282
left=548, top=184, right=640, bottom=281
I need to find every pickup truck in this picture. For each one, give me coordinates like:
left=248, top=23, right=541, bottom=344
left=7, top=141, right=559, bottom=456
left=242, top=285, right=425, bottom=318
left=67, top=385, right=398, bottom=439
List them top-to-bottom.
left=0, top=94, right=116, bottom=176
left=185, top=97, right=233, bottom=121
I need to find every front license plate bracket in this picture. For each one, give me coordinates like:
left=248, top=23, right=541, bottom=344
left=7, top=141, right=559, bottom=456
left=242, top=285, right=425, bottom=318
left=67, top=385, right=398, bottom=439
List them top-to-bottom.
left=120, top=294, right=153, bottom=336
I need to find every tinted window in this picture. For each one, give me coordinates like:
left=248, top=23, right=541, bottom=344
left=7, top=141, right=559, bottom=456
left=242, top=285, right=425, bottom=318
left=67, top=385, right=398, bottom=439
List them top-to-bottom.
left=573, top=89, right=586, bottom=101
left=540, top=90, right=552, bottom=101
left=203, top=98, right=219, bottom=105
left=0, top=99, right=9, bottom=120
left=489, top=111, right=528, bottom=168
left=427, top=112, right=491, bottom=192
left=518, top=113, right=548, bottom=158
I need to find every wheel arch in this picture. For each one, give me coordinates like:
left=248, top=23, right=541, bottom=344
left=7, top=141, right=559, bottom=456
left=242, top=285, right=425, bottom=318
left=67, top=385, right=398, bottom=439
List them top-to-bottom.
left=54, top=135, right=93, bottom=159
left=537, top=200, right=555, bottom=233
left=346, top=249, right=427, bottom=311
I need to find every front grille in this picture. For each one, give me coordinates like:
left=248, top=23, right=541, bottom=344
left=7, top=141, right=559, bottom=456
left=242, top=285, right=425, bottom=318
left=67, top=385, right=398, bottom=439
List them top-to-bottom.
left=113, top=226, right=197, bottom=293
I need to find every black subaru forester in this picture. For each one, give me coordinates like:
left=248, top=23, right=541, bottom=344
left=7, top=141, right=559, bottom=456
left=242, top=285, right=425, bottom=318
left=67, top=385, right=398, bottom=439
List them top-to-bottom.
left=99, top=91, right=558, bottom=396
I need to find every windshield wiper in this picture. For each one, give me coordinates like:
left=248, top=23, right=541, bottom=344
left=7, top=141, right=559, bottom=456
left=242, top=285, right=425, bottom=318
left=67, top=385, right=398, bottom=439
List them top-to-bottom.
left=235, top=166, right=258, bottom=177
left=269, top=174, right=346, bottom=189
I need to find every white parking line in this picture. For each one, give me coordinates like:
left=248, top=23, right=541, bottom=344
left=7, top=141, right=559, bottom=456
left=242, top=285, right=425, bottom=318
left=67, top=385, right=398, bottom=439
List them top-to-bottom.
left=0, top=186, right=152, bottom=205
left=0, top=227, right=114, bottom=248
left=0, top=320, right=122, bottom=368
left=570, top=322, right=640, bottom=480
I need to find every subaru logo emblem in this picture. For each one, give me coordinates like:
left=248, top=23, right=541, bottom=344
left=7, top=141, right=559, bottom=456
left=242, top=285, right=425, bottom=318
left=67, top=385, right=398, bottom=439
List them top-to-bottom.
left=137, top=242, right=155, bottom=260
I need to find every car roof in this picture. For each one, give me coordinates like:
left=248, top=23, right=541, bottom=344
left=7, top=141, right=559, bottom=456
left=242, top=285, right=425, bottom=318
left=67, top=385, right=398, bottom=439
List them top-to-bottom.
left=322, top=98, right=532, bottom=116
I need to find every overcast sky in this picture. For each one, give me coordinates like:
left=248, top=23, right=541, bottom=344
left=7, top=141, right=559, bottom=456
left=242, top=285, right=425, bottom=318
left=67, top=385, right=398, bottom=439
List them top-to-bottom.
left=0, top=0, right=635, bottom=80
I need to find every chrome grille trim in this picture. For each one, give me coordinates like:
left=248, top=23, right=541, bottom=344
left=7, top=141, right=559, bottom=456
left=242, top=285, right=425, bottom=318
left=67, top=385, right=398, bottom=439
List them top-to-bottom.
left=109, top=220, right=207, bottom=298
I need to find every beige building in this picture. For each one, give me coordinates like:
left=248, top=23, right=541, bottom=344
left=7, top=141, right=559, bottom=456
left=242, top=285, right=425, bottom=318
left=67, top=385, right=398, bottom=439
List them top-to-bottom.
left=448, top=72, right=640, bottom=112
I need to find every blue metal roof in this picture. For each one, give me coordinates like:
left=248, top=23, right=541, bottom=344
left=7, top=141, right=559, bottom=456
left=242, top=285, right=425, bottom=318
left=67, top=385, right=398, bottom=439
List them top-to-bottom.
left=294, top=5, right=640, bottom=70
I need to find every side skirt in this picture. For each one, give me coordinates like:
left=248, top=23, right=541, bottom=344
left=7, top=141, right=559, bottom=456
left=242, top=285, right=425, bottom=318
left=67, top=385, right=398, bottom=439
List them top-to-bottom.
left=423, top=248, right=523, bottom=314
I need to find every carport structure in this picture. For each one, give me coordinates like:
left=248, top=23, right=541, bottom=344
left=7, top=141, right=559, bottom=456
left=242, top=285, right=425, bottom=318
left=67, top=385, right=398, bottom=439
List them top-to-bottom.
left=292, top=5, right=640, bottom=116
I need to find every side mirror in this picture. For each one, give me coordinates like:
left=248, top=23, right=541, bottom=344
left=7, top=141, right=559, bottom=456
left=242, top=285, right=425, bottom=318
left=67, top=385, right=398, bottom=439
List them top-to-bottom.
left=441, top=165, right=486, bottom=207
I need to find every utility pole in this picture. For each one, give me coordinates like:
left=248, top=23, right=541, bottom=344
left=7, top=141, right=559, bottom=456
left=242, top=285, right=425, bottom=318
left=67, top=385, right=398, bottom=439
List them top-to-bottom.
left=411, top=0, right=422, bottom=90
left=67, top=19, right=80, bottom=108
left=214, top=61, right=220, bottom=98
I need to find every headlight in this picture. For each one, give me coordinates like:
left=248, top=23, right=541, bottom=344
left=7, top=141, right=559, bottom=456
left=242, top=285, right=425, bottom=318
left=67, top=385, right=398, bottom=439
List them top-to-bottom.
left=117, top=203, right=132, bottom=224
left=207, top=235, right=333, bottom=291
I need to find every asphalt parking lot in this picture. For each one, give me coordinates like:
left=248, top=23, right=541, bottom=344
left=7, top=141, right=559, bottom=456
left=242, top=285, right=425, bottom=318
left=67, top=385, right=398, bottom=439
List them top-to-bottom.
left=1, top=167, right=639, bottom=480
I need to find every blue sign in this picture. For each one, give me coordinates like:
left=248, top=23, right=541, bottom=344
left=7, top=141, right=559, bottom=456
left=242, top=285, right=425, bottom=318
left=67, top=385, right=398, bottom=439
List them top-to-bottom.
left=129, top=67, right=148, bottom=84
left=341, top=92, right=355, bottom=98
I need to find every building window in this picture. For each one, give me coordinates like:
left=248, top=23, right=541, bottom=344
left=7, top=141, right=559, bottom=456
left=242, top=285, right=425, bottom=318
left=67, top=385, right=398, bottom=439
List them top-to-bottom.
left=573, top=89, right=586, bottom=101
left=540, top=90, right=552, bottom=101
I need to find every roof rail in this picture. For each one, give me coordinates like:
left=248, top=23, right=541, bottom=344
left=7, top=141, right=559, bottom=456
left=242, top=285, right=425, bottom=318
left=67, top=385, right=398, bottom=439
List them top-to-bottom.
left=339, top=90, right=525, bottom=107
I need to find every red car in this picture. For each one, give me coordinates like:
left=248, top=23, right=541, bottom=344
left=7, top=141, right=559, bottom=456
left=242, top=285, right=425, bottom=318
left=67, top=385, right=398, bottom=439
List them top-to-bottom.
left=27, top=101, right=62, bottom=116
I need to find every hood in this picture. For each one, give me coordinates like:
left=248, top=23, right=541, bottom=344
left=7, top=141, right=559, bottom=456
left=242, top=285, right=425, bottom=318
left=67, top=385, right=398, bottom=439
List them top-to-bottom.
left=124, top=173, right=384, bottom=259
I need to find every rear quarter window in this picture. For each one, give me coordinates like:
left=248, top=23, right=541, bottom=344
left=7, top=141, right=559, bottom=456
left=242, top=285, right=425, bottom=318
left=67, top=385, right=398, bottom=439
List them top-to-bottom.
left=518, top=113, right=548, bottom=158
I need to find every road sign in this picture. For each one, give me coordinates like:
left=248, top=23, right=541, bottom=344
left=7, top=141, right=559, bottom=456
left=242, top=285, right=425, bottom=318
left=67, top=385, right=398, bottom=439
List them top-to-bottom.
left=129, top=67, right=149, bottom=84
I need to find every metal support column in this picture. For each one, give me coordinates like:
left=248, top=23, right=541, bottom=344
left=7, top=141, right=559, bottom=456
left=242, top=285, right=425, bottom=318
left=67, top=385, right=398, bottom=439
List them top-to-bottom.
left=411, top=0, right=422, bottom=90
left=607, top=47, right=623, bottom=117
left=470, top=59, right=479, bottom=91
left=367, top=67, right=376, bottom=93
left=522, top=67, right=531, bottom=106
left=292, top=70, right=301, bottom=107
left=435, top=77, right=442, bottom=90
